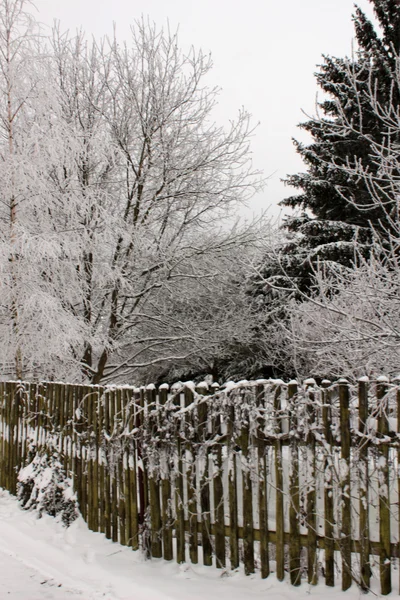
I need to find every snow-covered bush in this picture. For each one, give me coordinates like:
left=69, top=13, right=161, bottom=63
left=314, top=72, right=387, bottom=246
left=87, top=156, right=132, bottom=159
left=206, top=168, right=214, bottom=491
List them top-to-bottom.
left=17, top=449, right=78, bottom=527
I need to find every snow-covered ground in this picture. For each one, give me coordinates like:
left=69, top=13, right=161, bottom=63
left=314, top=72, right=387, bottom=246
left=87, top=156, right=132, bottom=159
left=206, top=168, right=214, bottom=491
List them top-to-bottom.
left=0, top=489, right=389, bottom=599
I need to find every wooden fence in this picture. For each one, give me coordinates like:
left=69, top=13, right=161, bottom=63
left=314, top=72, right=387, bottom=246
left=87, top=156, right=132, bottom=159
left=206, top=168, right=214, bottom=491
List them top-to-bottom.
left=0, top=377, right=399, bottom=595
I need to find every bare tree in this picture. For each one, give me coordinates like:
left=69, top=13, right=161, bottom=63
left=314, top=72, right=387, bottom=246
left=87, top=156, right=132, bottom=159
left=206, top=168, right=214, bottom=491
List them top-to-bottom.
left=0, top=5, right=267, bottom=383
left=52, top=22, right=264, bottom=384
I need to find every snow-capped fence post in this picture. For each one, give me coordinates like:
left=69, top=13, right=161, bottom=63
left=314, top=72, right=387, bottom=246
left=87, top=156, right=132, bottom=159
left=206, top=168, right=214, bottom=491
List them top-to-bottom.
left=376, top=376, right=391, bottom=596
left=358, top=377, right=371, bottom=591
left=305, top=379, right=317, bottom=586
left=322, top=379, right=334, bottom=587
left=339, top=379, right=352, bottom=591
left=288, top=380, right=300, bottom=586
left=396, top=380, right=400, bottom=594
left=3, top=381, right=9, bottom=491
left=9, top=381, right=18, bottom=493
left=256, top=381, right=269, bottom=579
left=0, top=382, right=5, bottom=490
left=0, top=382, right=3, bottom=489
left=14, top=382, right=21, bottom=492
left=274, top=382, right=285, bottom=582
left=197, top=383, right=212, bottom=567
left=212, top=383, right=226, bottom=569
left=57, top=384, right=65, bottom=474
left=159, top=384, right=173, bottom=560
left=184, top=384, right=199, bottom=566
left=147, top=385, right=162, bottom=558
left=83, top=386, right=91, bottom=527
left=84, top=386, right=93, bottom=531
left=88, top=386, right=97, bottom=533
left=97, top=386, right=105, bottom=537
left=137, top=386, right=149, bottom=551
left=103, top=387, right=112, bottom=540
left=173, top=387, right=185, bottom=564
left=241, top=387, right=255, bottom=576
left=109, top=388, right=119, bottom=544
left=115, top=388, right=126, bottom=546
left=129, top=388, right=140, bottom=551
left=227, top=388, right=239, bottom=571
left=122, top=389, right=131, bottom=545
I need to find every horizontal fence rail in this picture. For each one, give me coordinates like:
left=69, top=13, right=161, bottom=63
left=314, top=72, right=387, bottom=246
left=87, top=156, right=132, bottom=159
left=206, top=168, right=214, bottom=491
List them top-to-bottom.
left=0, top=377, right=400, bottom=594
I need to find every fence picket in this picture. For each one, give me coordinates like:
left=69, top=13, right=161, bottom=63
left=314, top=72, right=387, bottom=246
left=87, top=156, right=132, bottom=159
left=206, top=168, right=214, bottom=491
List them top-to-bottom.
left=377, top=377, right=391, bottom=596
left=358, top=378, right=370, bottom=591
left=339, top=379, right=352, bottom=591
left=288, top=380, right=300, bottom=586
left=322, top=380, right=334, bottom=588
left=305, top=381, right=318, bottom=586
left=256, top=382, right=269, bottom=579
left=274, top=383, right=285, bottom=582
left=159, top=385, right=173, bottom=560
left=198, top=385, right=212, bottom=567
left=147, top=386, right=162, bottom=558
left=185, top=386, right=199, bottom=565
left=103, top=387, right=112, bottom=540
left=174, top=387, right=185, bottom=564
left=242, top=388, right=255, bottom=576
left=228, top=398, right=239, bottom=571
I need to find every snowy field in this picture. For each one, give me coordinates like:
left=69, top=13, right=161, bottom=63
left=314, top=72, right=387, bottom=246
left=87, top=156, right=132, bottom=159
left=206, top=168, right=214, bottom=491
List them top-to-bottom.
left=0, top=490, right=391, bottom=600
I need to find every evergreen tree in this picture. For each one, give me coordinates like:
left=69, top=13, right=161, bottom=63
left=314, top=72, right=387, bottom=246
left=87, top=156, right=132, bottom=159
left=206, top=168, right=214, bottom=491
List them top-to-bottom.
left=269, top=0, right=400, bottom=292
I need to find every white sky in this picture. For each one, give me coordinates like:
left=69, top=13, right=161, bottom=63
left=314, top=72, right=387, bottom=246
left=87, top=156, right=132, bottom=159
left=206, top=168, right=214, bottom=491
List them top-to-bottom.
left=34, top=0, right=374, bottom=219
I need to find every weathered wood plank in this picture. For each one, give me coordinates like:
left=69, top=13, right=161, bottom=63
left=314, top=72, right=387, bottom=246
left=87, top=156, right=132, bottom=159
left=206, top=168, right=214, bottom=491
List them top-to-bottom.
left=377, top=377, right=391, bottom=596
left=358, top=378, right=370, bottom=591
left=339, top=379, right=351, bottom=592
left=288, top=380, right=300, bottom=586
left=322, top=380, right=334, bottom=588
left=197, top=384, right=212, bottom=567
left=274, top=384, right=285, bottom=582
left=159, top=385, right=173, bottom=560
left=242, top=388, right=255, bottom=576
left=227, top=395, right=239, bottom=571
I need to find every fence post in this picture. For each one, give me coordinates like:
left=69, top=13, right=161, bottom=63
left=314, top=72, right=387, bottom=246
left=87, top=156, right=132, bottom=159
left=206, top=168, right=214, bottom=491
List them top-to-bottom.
left=377, top=376, right=391, bottom=596
left=358, top=377, right=371, bottom=591
left=305, top=378, right=317, bottom=586
left=396, top=378, right=400, bottom=594
left=322, top=379, right=334, bottom=587
left=339, top=379, right=352, bottom=591
left=288, top=380, right=300, bottom=586
left=257, top=381, right=269, bottom=579
left=274, top=382, right=285, bottom=582
left=197, top=383, right=212, bottom=566
left=159, top=384, right=173, bottom=560
left=212, top=384, right=225, bottom=569
left=147, top=385, right=162, bottom=558
left=184, top=385, right=198, bottom=565
left=173, top=386, right=185, bottom=564
left=227, top=386, right=239, bottom=571
left=242, top=386, right=255, bottom=576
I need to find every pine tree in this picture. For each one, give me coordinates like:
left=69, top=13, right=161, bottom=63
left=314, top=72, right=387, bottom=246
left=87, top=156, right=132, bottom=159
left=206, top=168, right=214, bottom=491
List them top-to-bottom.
left=275, top=0, right=400, bottom=291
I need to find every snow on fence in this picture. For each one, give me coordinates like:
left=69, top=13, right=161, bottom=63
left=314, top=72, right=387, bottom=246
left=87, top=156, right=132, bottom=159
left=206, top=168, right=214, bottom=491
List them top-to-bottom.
left=0, top=377, right=399, bottom=594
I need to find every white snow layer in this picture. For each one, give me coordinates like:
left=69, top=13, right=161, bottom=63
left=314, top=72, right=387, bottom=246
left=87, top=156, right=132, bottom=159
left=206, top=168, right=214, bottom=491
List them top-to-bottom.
left=0, top=488, right=388, bottom=599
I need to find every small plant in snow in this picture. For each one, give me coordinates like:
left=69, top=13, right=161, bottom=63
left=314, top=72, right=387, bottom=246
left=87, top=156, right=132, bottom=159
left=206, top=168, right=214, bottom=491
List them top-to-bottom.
left=17, top=448, right=78, bottom=527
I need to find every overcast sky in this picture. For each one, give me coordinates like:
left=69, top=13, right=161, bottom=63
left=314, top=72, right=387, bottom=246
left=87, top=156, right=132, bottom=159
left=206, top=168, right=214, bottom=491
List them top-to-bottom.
left=34, top=0, right=374, bottom=220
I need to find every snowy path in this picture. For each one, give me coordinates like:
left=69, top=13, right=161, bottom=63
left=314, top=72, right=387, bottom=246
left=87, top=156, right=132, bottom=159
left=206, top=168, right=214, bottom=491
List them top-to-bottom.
left=0, top=489, right=388, bottom=599
left=0, top=551, right=86, bottom=599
